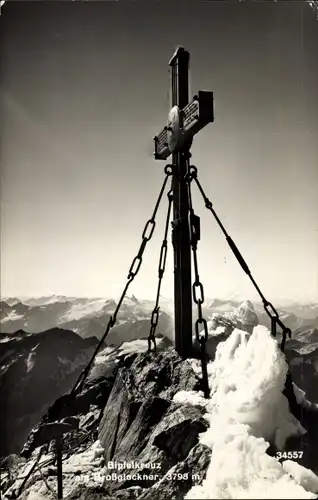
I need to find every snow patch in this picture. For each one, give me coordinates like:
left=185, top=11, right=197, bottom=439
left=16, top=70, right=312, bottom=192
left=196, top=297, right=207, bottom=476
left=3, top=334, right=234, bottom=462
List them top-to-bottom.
left=59, top=299, right=108, bottom=322
left=1, top=311, right=24, bottom=323
left=0, top=336, right=12, bottom=343
left=297, top=343, right=318, bottom=355
left=94, top=346, right=118, bottom=365
left=25, top=352, right=36, bottom=373
left=293, top=383, right=318, bottom=411
left=173, top=390, right=208, bottom=408
left=63, top=440, right=104, bottom=474
left=283, top=460, right=318, bottom=494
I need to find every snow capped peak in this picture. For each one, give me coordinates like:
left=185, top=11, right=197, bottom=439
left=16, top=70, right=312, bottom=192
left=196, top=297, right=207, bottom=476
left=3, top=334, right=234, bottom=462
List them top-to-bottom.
left=121, top=294, right=141, bottom=307
left=21, top=295, right=71, bottom=307
left=1, top=297, right=21, bottom=307
left=209, top=300, right=259, bottom=336
left=234, top=300, right=259, bottom=325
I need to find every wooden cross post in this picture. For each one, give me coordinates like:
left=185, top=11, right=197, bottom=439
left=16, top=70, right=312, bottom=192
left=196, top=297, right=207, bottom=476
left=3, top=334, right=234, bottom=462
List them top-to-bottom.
left=153, top=47, right=214, bottom=359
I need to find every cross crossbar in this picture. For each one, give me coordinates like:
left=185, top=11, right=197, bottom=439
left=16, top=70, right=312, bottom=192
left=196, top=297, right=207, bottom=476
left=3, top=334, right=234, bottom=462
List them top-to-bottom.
left=154, top=91, right=214, bottom=160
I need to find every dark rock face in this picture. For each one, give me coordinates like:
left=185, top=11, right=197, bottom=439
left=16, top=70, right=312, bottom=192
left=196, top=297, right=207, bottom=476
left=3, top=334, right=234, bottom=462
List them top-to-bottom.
left=0, top=328, right=99, bottom=458
left=285, top=346, right=318, bottom=404
left=97, top=348, right=204, bottom=495
left=98, top=349, right=201, bottom=453
left=112, top=396, right=171, bottom=460
left=151, top=405, right=207, bottom=462
left=284, top=406, right=318, bottom=476
left=138, top=443, right=212, bottom=500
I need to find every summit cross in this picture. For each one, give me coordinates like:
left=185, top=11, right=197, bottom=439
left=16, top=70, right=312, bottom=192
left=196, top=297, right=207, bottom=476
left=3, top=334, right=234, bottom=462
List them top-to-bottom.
left=153, top=47, right=214, bottom=359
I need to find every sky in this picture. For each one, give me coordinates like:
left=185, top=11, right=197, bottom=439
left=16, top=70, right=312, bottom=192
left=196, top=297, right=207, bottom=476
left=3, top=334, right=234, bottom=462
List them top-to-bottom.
left=1, top=0, right=318, bottom=304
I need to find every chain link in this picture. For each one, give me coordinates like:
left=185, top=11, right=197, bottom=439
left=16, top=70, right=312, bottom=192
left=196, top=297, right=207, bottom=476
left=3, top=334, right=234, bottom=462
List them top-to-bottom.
left=185, top=162, right=210, bottom=398
left=189, top=165, right=292, bottom=353
left=71, top=166, right=173, bottom=394
left=148, top=183, right=174, bottom=352
left=263, top=300, right=291, bottom=352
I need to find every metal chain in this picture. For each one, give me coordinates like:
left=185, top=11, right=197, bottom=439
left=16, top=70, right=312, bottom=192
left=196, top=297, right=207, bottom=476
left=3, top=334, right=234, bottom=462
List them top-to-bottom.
left=185, top=159, right=210, bottom=399
left=71, top=164, right=174, bottom=395
left=188, top=165, right=291, bottom=353
left=148, top=180, right=174, bottom=353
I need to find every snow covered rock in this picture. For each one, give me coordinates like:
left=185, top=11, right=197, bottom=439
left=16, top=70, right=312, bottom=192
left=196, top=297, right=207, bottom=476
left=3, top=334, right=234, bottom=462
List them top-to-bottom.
left=178, top=325, right=318, bottom=499
left=283, top=460, right=318, bottom=494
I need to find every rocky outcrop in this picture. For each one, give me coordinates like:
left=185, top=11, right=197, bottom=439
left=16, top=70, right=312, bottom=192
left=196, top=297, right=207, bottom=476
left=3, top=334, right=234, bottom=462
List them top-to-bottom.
left=98, top=348, right=205, bottom=495
left=137, top=443, right=212, bottom=500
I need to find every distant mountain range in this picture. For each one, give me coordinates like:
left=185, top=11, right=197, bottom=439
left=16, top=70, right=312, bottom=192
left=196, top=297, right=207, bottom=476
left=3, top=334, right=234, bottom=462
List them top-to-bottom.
left=0, top=295, right=174, bottom=344
left=1, top=295, right=317, bottom=344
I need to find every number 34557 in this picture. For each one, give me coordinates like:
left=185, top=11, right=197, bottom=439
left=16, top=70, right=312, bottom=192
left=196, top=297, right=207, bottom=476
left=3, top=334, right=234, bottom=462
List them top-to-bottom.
left=276, top=451, right=304, bottom=459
